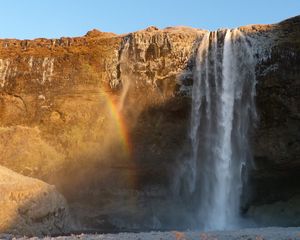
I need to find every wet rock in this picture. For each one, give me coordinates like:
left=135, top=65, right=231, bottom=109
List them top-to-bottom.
left=247, top=195, right=300, bottom=226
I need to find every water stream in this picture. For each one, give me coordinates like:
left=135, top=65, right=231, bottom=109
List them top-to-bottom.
left=185, top=29, right=256, bottom=230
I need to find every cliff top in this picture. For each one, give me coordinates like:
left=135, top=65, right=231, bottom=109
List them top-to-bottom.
left=0, top=15, right=299, bottom=55
left=0, top=15, right=296, bottom=42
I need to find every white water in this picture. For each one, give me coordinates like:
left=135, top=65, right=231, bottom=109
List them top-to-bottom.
left=183, top=29, right=256, bottom=230
left=118, top=38, right=131, bottom=112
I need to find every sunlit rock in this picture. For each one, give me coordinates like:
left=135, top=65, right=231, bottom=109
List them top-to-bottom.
left=0, top=126, right=65, bottom=179
left=0, top=166, right=70, bottom=236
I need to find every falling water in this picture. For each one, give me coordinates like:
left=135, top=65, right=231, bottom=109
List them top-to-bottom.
left=186, top=29, right=256, bottom=230
left=118, top=38, right=131, bottom=112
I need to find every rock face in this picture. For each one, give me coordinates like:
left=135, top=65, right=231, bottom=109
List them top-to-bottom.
left=0, top=16, right=299, bottom=231
left=246, top=17, right=300, bottom=206
left=0, top=126, right=64, bottom=179
left=0, top=166, right=70, bottom=236
left=247, top=195, right=300, bottom=227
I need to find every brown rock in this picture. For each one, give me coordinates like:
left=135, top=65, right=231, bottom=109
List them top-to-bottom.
left=0, top=165, right=70, bottom=236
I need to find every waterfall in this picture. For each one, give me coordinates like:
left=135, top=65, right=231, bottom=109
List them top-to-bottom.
left=185, top=29, right=256, bottom=230
left=118, top=38, right=131, bottom=112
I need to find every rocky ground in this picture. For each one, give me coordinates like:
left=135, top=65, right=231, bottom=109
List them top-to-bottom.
left=1, top=227, right=300, bottom=240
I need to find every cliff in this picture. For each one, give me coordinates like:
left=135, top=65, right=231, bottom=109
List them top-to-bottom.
left=0, top=16, right=299, bottom=231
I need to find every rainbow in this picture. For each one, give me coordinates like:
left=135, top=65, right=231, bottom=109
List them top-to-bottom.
left=102, top=90, right=132, bottom=158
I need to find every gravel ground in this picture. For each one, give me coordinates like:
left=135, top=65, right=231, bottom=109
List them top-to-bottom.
left=2, top=227, right=300, bottom=240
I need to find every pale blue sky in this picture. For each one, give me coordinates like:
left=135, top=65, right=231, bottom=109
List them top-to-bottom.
left=0, top=0, right=299, bottom=39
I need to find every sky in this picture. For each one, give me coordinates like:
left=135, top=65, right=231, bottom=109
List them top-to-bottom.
left=0, top=0, right=299, bottom=39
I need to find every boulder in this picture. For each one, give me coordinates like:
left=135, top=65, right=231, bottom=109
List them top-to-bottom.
left=0, top=165, right=70, bottom=236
